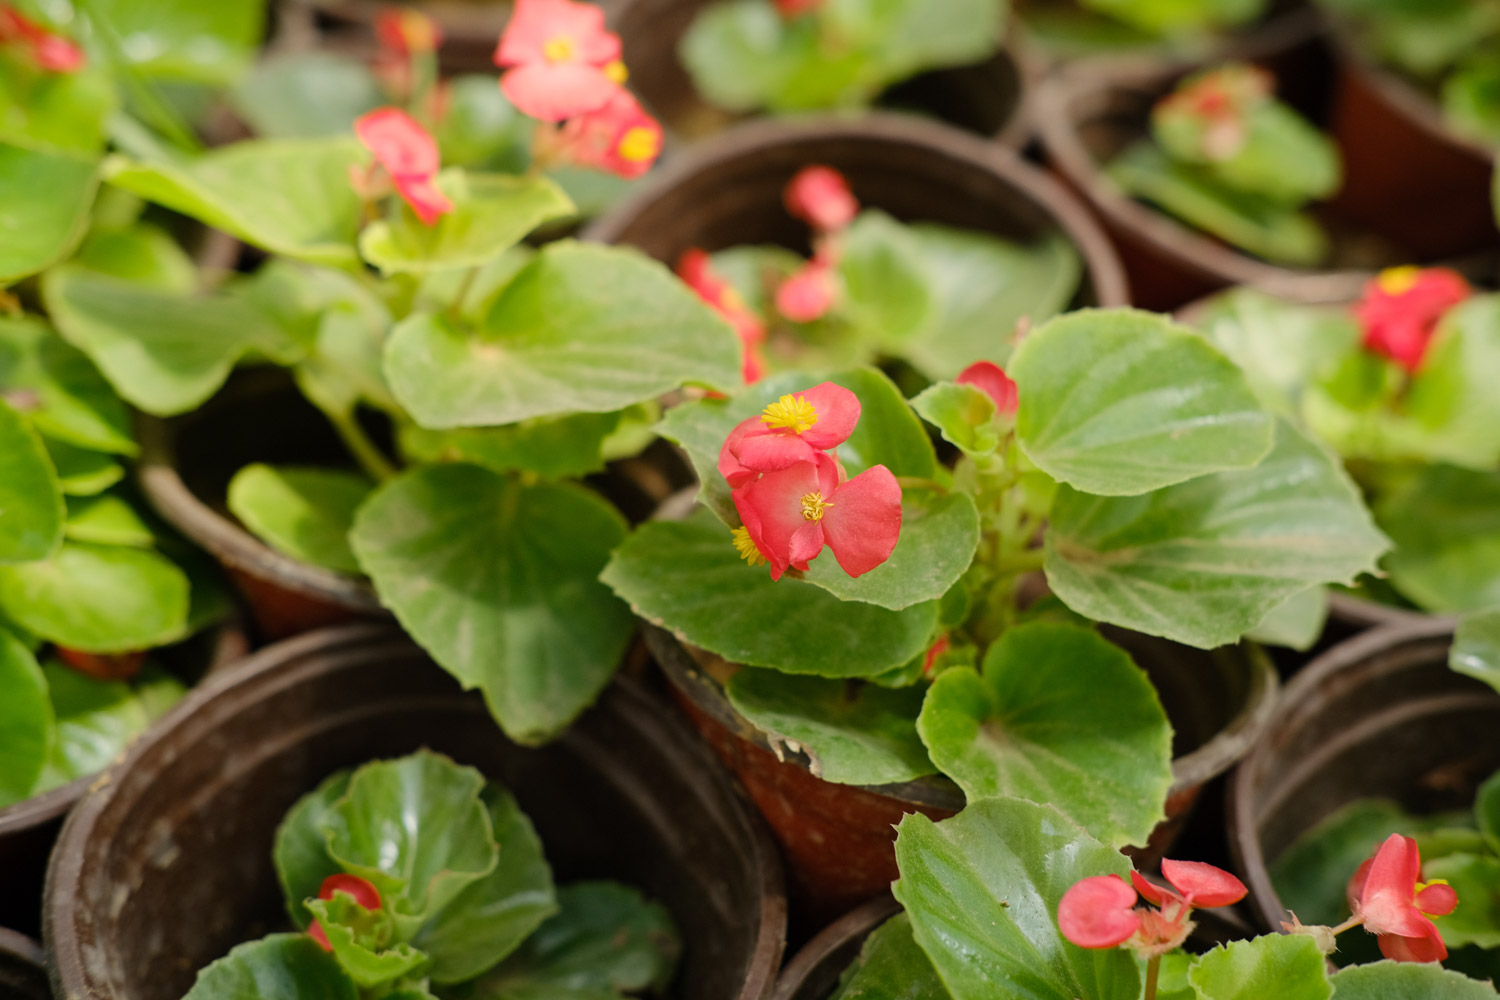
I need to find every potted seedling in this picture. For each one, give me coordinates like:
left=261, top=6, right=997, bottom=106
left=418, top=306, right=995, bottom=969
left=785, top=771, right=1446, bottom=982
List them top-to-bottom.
left=602, top=302, right=1389, bottom=917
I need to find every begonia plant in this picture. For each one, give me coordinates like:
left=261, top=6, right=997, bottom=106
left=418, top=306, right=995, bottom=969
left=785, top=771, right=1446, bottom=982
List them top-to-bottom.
left=1109, top=63, right=1344, bottom=267
left=603, top=303, right=1390, bottom=851
left=180, top=750, right=680, bottom=1000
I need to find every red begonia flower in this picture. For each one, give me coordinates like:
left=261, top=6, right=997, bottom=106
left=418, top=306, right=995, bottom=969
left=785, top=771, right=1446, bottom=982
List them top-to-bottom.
left=495, top=0, right=623, bottom=122
left=774, top=0, right=822, bottom=16
left=0, top=5, right=84, bottom=72
left=375, top=6, right=441, bottom=55
left=1155, top=63, right=1271, bottom=160
left=552, top=89, right=662, bottom=179
left=354, top=108, right=454, bottom=225
left=784, top=165, right=858, bottom=232
left=678, top=249, right=766, bottom=383
left=776, top=254, right=837, bottom=323
left=1353, top=266, right=1470, bottom=373
left=955, top=360, right=1019, bottom=416
left=718, top=382, right=862, bottom=481
left=733, top=451, right=901, bottom=580
left=921, top=635, right=950, bottom=677
left=55, top=647, right=146, bottom=682
left=1348, top=833, right=1457, bottom=963
left=1130, top=860, right=1247, bottom=910
left=308, top=873, right=382, bottom=953
left=1058, top=875, right=1140, bottom=949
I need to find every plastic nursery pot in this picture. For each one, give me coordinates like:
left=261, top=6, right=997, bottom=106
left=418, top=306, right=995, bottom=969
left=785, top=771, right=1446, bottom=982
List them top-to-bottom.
left=610, top=0, right=1031, bottom=145
left=1321, top=16, right=1499, bottom=264
left=584, top=112, right=1128, bottom=310
left=1228, top=620, right=1500, bottom=933
left=0, top=622, right=248, bottom=939
left=45, top=622, right=787, bottom=1000
left=645, top=624, right=1278, bottom=930
left=769, top=895, right=901, bottom=1000
left=0, top=930, right=47, bottom=1000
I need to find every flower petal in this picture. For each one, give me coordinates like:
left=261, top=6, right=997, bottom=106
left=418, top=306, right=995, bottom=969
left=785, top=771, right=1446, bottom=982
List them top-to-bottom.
left=495, top=0, right=615, bottom=67
left=500, top=62, right=618, bottom=122
left=355, top=107, right=441, bottom=177
left=784, top=165, right=858, bottom=232
left=394, top=175, right=454, bottom=226
left=776, top=259, right=836, bottom=323
left=956, top=360, right=1019, bottom=415
left=797, top=381, right=860, bottom=450
left=718, top=417, right=761, bottom=488
left=733, top=425, right=821, bottom=473
left=733, top=461, right=822, bottom=580
left=820, top=463, right=901, bottom=578
left=788, top=521, right=825, bottom=566
left=1359, top=834, right=1430, bottom=939
left=1161, top=859, right=1247, bottom=908
left=1130, top=870, right=1176, bottom=908
left=320, top=873, right=382, bottom=911
left=1057, top=875, right=1140, bottom=949
left=1415, top=882, right=1458, bottom=917
left=1377, top=921, right=1447, bottom=964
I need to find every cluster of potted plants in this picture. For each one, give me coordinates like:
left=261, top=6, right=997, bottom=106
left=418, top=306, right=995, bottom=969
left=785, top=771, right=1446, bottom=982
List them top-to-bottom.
left=1, top=0, right=1498, bottom=999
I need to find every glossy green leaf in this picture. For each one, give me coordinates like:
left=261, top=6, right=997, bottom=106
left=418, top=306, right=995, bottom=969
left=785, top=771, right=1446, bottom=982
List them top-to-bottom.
left=78, top=0, right=266, bottom=84
left=679, top=0, right=809, bottom=112
left=829, top=0, right=1006, bottom=78
left=230, top=51, right=383, bottom=138
left=0, top=58, right=116, bottom=153
left=434, top=76, right=531, bottom=172
left=1157, top=98, right=1341, bottom=206
left=104, top=139, right=365, bottom=268
left=0, top=142, right=98, bottom=282
left=360, top=171, right=573, bottom=275
left=839, top=210, right=935, bottom=344
left=385, top=242, right=740, bottom=428
left=1399, top=295, right=1500, bottom=470
left=1011, top=308, right=1274, bottom=496
left=0, top=318, right=138, bottom=454
left=911, top=380, right=1006, bottom=456
left=0, top=398, right=64, bottom=564
left=398, top=411, right=623, bottom=481
left=1044, top=419, right=1388, bottom=649
left=44, top=436, right=123, bottom=496
left=227, top=465, right=370, bottom=575
left=350, top=465, right=634, bottom=745
left=1378, top=465, right=1500, bottom=614
left=64, top=492, right=155, bottom=547
left=601, top=509, right=938, bottom=678
left=1245, top=585, right=1329, bottom=651
left=1451, top=609, right=1500, bottom=695
left=917, top=622, right=1171, bottom=846
left=0, top=628, right=51, bottom=807
left=38, top=660, right=182, bottom=786
left=726, top=669, right=933, bottom=786
left=323, top=751, right=497, bottom=927
left=1478, top=769, right=1500, bottom=855
left=274, top=770, right=353, bottom=929
left=413, top=786, right=558, bottom=983
left=892, top=798, right=1141, bottom=1000
left=1421, top=853, right=1500, bottom=948
left=304, top=894, right=430, bottom=989
left=830, top=912, right=946, bottom=1000
left=181, top=934, right=358, bottom=1000
left=1187, top=935, right=1330, bottom=1000
left=1329, top=961, right=1500, bottom=999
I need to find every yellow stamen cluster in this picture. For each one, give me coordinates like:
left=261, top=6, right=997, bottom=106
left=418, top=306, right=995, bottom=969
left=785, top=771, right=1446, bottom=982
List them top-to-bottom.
left=543, top=35, right=575, bottom=62
left=604, top=59, right=628, bottom=83
left=617, top=126, right=659, bottom=163
left=1378, top=265, right=1421, bottom=295
left=761, top=394, right=818, bottom=434
left=800, top=491, right=833, bottom=522
left=732, top=526, right=765, bottom=566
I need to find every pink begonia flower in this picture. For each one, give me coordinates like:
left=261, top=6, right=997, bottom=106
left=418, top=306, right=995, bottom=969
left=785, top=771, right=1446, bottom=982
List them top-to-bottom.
left=495, top=0, right=624, bottom=122
left=0, top=5, right=84, bottom=72
left=375, top=6, right=441, bottom=55
left=551, top=89, right=662, bottom=179
left=354, top=108, right=454, bottom=225
left=784, top=165, right=858, bottom=232
left=678, top=249, right=766, bottom=384
left=776, top=254, right=837, bottom=323
left=1353, top=266, right=1470, bottom=373
left=955, top=360, right=1019, bottom=416
left=717, top=382, right=861, bottom=485
left=733, top=452, right=901, bottom=580
left=1347, top=833, right=1458, bottom=963
left=1058, top=860, right=1246, bottom=958
left=308, top=874, right=383, bottom=952
left=1058, top=875, right=1143, bottom=949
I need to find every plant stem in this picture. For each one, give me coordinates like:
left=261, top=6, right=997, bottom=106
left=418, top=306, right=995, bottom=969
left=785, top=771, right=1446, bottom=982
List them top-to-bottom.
left=448, top=265, right=481, bottom=320
left=328, top=409, right=397, bottom=483
left=992, top=548, right=1045, bottom=574
left=1329, top=915, right=1365, bottom=937
left=1145, top=954, right=1160, bottom=1000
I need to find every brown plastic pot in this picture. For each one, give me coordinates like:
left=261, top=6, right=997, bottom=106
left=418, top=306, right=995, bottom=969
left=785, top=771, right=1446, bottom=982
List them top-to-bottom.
left=610, top=0, right=1029, bottom=144
left=585, top=112, right=1128, bottom=312
left=1228, top=620, right=1500, bottom=933
left=0, top=622, right=247, bottom=939
left=646, top=622, right=1278, bottom=929
left=44, top=623, right=787, bottom=1000
left=770, top=895, right=900, bottom=1000
left=0, top=930, right=47, bottom=1000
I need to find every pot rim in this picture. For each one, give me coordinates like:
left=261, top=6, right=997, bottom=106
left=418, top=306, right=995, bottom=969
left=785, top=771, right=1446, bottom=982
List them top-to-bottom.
left=582, top=111, right=1130, bottom=309
left=44, top=621, right=788, bottom=1000
left=769, top=894, right=900, bottom=1000
left=0, top=928, right=44, bottom=971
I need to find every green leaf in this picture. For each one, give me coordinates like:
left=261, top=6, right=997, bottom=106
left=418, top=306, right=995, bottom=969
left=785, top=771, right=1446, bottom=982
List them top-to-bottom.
left=77, top=0, right=266, bottom=85
left=679, top=0, right=806, bottom=112
left=829, top=0, right=1007, bottom=82
left=230, top=51, right=383, bottom=139
left=0, top=59, right=117, bottom=153
left=434, top=76, right=531, bottom=172
left=1157, top=98, right=1341, bottom=206
left=103, top=139, right=365, bottom=268
left=0, top=141, right=98, bottom=282
left=360, top=171, right=574, bottom=275
left=839, top=210, right=935, bottom=344
left=384, top=243, right=740, bottom=429
left=1398, top=295, right=1500, bottom=469
left=1011, top=308, right=1274, bottom=496
left=0, top=316, right=137, bottom=454
left=911, top=381, right=1006, bottom=456
left=0, top=398, right=64, bottom=563
left=397, top=411, right=623, bottom=481
left=1044, top=419, right=1389, bottom=649
left=44, top=436, right=123, bottom=496
left=227, top=464, right=370, bottom=575
left=350, top=465, right=634, bottom=745
left=1377, top=465, right=1500, bottom=614
left=65, top=492, right=155, bottom=547
left=601, top=509, right=939, bottom=678
left=0, top=541, right=190, bottom=652
left=1245, top=585, right=1329, bottom=651
left=1451, top=609, right=1500, bottom=695
left=917, top=621, right=1172, bottom=847
left=0, top=628, right=52, bottom=807
left=38, top=659, right=182, bottom=786
left=725, top=669, right=934, bottom=786
left=323, top=751, right=497, bottom=928
left=1478, top=769, right=1500, bottom=855
left=274, top=770, right=353, bottom=929
left=412, top=786, right=558, bottom=983
left=892, top=798, right=1141, bottom=1000
left=1421, top=853, right=1500, bottom=948
left=464, top=882, right=680, bottom=1000
left=304, top=895, right=431, bottom=989
left=829, top=913, right=947, bottom=1000
left=181, top=934, right=358, bottom=1000
left=1187, top=935, right=1330, bottom=1000
left=1329, top=961, right=1500, bottom=999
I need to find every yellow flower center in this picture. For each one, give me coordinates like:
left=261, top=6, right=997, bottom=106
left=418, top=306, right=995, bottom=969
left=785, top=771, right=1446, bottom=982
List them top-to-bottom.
left=400, top=12, right=437, bottom=51
left=543, top=35, right=575, bottom=62
left=604, top=59, right=628, bottom=84
left=617, top=126, right=659, bottom=163
left=1378, top=265, right=1421, bottom=295
left=761, top=394, right=818, bottom=434
left=800, top=491, right=833, bottom=522
left=731, top=526, right=765, bottom=566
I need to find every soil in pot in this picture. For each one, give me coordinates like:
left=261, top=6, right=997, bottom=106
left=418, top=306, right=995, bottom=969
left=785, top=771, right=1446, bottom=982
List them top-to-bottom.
left=610, top=0, right=1029, bottom=143
left=45, top=623, right=787, bottom=1000
left=0, top=930, right=47, bottom=1000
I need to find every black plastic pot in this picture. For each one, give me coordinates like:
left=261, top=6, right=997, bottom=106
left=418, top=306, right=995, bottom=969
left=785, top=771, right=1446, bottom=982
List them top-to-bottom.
left=585, top=112, right=1129, bottom=312
left=1229, top=620, right=1500, bottom=932
left=44, top=623, right=787, bottom=1000
left=0, top=930, right=47, bottom=1000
